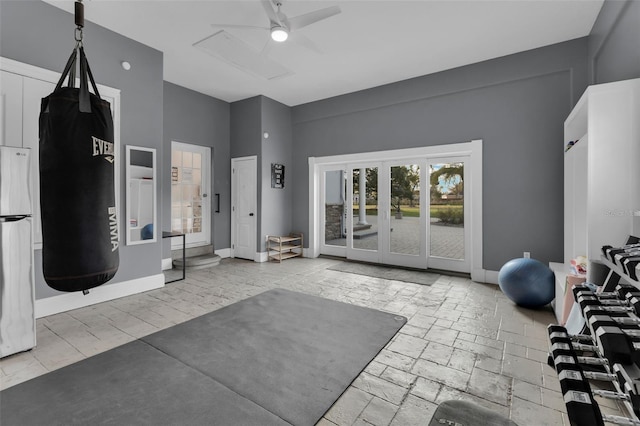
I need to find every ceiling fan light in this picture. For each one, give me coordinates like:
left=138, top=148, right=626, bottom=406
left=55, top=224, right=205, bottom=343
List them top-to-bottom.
left=271, top=26, right=288, bottom=42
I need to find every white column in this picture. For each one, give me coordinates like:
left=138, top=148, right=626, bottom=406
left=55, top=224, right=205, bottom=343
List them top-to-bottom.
left=358, top=168, right=368, bottom=225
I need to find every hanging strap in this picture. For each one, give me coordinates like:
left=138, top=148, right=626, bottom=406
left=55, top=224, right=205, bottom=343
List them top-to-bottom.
left=53, top=45, right=102, bottom=113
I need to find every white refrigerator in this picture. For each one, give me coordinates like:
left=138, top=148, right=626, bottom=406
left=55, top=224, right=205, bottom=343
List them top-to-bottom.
left=0, top=145, right=36, bottom=357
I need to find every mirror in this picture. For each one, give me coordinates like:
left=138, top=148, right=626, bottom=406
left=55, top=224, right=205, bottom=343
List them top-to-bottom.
left=126, top=146, right=157, bottom=245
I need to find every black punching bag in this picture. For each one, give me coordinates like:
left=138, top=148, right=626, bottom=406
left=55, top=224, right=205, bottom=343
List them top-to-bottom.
left=39, top=46, right=119, bottom=292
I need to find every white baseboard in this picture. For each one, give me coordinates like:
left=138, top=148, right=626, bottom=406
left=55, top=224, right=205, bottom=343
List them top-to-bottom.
left=215, top=248, right=231, bottom=258
left=256, top=251, right=268, bottom=263
left=161, top=258, right=173, bottom=270
left=484, top=270, right=500, bottom=285
left=35, top=274, right=165, bottom=318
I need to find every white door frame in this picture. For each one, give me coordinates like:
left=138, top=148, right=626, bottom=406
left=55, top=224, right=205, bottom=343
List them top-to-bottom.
left=309, top=140, right=484, bottom=281
left=171, top=141, right=211, bottom=249
left=231, top=156, right=257, bottom=260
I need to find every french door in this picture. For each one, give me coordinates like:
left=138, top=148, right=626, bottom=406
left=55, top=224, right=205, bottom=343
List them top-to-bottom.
left=170, top=141, right=211, bottom=248
left=319, top=155, right=471, bottom=273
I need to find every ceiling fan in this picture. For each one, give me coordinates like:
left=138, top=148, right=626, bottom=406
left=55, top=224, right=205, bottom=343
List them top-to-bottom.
left=212, top=0, right=341, bottom=53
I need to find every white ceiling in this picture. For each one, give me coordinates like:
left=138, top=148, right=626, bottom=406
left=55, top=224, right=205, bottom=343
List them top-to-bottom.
left=44, top=0, right=604, bottom=106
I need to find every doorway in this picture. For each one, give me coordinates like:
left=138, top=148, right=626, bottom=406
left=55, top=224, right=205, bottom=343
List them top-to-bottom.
left=170, top=141, right=211, bottom=248
left=312, top=141, right=482, bottom=278
left=231, top=156, right=257, bottom=261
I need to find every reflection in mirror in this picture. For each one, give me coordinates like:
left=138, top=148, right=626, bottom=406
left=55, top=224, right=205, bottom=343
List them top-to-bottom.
left=126, top=146, right=157, bottom=245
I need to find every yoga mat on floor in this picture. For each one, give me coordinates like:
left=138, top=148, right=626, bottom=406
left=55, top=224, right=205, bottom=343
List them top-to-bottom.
left=328, top=261, right=440, bottom=285
left=1, top=289, right=406, bottom=426
left=142, top=289, right=407, bottom=425
left=0, top=340, right=289, bottom=426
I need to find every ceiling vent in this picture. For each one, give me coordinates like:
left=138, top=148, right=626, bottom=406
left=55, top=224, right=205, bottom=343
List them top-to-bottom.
left=194, top=30, right=293, bottom=80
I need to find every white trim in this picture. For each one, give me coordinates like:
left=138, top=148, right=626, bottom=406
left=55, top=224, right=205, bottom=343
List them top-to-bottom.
left=309, top=140, right=483, bottom=276
left=215, top=248, right=231, bottom=258
left=256, top=251, right=269, bottom=263
left=162, top=258, right=173, bottom=270
left=483, top=270, right=500, bottom=285
left=35, top=274, right=164, bottom=318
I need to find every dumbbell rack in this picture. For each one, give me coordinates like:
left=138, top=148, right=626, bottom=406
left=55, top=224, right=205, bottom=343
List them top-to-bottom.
left=547, top=243, right=640, bottom=425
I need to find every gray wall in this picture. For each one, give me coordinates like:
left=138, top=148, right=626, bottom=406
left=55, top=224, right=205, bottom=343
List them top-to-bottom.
left=588, top=0, right=640, bottom=84
left=0, top=1, right=164, bottom=298
left=291, top=38, right=590, bottom=271
left=163, top=82, right=231, bottom=255
left=230, top=96, right=293, bottom=253
left=230, top=96, right=263, bottom=250
left=260, top=97, right=293, bottom=252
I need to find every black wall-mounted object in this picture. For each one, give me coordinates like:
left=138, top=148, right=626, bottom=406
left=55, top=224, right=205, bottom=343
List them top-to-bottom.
left=271, top=163, right=284, bottom=189
left=215, top=193, right=220, bottom=213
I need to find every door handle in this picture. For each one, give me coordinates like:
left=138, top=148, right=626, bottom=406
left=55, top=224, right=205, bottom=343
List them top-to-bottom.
left=249, top=213, right=254, bottom=216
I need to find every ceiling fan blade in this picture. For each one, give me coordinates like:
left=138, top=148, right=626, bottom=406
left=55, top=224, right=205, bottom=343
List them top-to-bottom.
left=261, top=0, right=282, bottom=26
left=287, top=5, right=341, bottom=31
left=211, top=24, right=269, bottom=31
left=291, top=33, right=323, bottom=54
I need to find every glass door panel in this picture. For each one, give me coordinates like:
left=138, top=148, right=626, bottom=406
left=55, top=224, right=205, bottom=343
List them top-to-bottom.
left=171, top=142, right=210, bottom=247
left=428, top=159, right=469, bottom=272
left=389, top=164, right=421, bottom=256
left=352, top=167, right=379, bottom=252
left=321, top=169, right=347, bottom=256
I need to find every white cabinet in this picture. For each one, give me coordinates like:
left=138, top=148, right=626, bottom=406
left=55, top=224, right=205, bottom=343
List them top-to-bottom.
left=0, top=70, right=23, bottom=147
left=563, top=78, right=640, bottom=281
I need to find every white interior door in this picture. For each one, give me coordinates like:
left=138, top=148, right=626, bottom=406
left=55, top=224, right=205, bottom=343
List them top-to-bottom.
left=171, top=141, right=211, bottom=248
left=231, top=156, right=257, bottom=260
left=346, top=164, right=382, bottom=263
left=320, top=166, right=347, bottom=257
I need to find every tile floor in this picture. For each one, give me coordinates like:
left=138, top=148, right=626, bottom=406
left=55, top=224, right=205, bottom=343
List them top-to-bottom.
left=0, top=257, right=627, bottom=425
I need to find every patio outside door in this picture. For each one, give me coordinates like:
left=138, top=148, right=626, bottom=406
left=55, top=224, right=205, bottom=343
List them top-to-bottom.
left=344, top=161, right=427, bottom=269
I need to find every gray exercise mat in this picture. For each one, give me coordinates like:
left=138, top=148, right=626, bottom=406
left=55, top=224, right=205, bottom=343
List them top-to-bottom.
left=328, top=261, right=440, bottom=285
left=142, top=288, right=407, bottom=426
left=1, top=289, right=406, bottom=426
left=0, top=340, right=289, bottom=426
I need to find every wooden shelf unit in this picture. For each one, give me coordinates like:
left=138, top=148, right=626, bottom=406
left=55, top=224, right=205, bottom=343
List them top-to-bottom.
left=267, top=233, right=303, bottom=262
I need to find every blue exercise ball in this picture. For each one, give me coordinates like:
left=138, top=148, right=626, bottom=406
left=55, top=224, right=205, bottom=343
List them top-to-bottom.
left=141, top=223, right=153, bottom=240
left=498, top=258, right=555, bottom=307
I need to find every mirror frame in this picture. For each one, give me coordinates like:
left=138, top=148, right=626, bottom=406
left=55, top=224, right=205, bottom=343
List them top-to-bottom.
left=125, top=145, right=157, bottom=245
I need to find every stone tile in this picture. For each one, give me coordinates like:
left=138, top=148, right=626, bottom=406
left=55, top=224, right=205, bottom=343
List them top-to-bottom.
left=435, top=319, right=454, bottom=328
left=398, top=324, right=428, bottom=339
left=425, top=325, right=459, bottom=346
left=498, top=329, right=548, bottom=352
left=456, top=331, right=476, bottom=343
left=387, top=334, right=428, bottom=359
left=475, top=335, right=505, bottom=351
left=453, top=339, right=503, bottom=360
left=420, top=341, right=453, bottom=365
left=505, top=342, right=526, bottom=357
left=527, top=347, right=550, bottom=363
left=448, top=348, right=475, bottom=374
left=374, top=349, right=415, bottom=372
left=502, top=353, right=544, bottom=386
left=474, top=354, right=502, bottom=374
left=411, top=359, right=470, bottom=391
left=365, top=360, right=388, bottom=377
left=380, top=366, right=417, bottom=389
left=466, top=368, right=512, bottom=406
left=353, top=372, right=408, bottom=405
left=410, top=377, right=441, bottom=402
left=512, top=379, right=542, bottom=405
left=325, top=387, right=373, bottom=425
left=540, top=387, right=565, bottom=412
left=389, top=394, right=437, bottom=426
left=510, top=396, right=564, bottom=426
left=358, top=397, right=398, bottom=426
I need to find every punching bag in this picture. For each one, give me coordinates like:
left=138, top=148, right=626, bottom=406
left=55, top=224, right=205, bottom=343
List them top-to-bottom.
left=39, top=45, right=119, bottom=292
